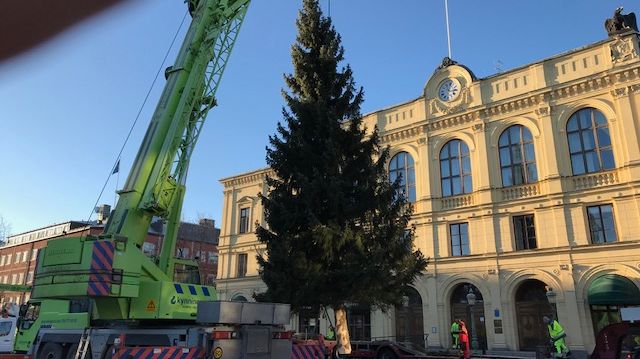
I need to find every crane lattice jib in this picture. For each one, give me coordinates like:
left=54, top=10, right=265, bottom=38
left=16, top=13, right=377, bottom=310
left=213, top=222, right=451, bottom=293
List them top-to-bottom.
left=105, top=0, right=250, bottom=249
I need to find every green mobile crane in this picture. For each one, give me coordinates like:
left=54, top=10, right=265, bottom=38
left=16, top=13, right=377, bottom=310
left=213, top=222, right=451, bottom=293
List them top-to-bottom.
left=13, top=0, right=252, bottom=357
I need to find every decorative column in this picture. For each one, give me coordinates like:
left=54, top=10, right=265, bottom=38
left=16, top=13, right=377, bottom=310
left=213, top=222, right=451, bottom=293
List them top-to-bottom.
left=535, top=103, right=562, bottom=187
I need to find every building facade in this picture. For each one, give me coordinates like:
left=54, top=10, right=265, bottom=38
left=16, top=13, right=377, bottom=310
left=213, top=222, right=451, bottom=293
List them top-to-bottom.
left=216, top=28, right=640, bottom=356
left=0, top=211, right=220, bottom=304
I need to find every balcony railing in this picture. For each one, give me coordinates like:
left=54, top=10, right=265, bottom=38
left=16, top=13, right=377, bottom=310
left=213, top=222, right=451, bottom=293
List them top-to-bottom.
left=572, top=170, right=619, bottom=190
left=502, top=183, right=541, bottom=201
left=440, top=194, right=474, bottom=210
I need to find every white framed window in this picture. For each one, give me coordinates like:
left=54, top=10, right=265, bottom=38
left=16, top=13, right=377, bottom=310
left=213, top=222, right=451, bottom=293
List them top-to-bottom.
left=142, top=242, right=156, bottom=256
left=179, top=247, right=190, bottom=259
left=31, top=249, right=38, bottom=261
left=22, top=251, right=27, bottom=262
left=208, top=252, right=218, bottom=264
left=13, top=253, right=20, bottom=263
left=6, top=254, right=11, bottom=265
left=0, top=255, right=5, bottom=266
left=17, top=273, right=23, bottom=284
left=10, top=274, right=16, bottom=284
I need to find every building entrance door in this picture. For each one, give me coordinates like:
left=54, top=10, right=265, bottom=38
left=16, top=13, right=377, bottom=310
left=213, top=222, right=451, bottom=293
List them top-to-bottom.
left=515, top=279, right=555, bottom=351
left=450, top=283, right=487, bottom=350
left=395, top=287, right=425, bottom=348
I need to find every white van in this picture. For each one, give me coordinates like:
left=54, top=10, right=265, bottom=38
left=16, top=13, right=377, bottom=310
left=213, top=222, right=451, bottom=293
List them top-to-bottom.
left=0, top=304, right=20, bottom=353
left=0, top=316, right=17, bottom=353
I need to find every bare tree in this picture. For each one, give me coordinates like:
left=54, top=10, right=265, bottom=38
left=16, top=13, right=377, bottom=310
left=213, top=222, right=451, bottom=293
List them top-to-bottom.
left=0, top=216, right=11, bottom=244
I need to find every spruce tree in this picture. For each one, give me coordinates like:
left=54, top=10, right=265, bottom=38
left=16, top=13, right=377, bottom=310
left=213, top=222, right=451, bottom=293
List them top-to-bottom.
left=256, top=0, right=428, bottom=354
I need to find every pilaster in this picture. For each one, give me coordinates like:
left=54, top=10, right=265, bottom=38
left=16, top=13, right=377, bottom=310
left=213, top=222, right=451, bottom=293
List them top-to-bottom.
left=611, top=86, right=640, bottom=165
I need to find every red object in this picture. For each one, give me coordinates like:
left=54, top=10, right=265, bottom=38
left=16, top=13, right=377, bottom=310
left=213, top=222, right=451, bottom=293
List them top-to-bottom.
left=458, top=321, right=471, bottom=359
left=590, top=322, right=640, bottom=359
left=291, top=343, right=325, bottom=359
left=113, top=346, right=203, bottom=359
left=0, top=355, right=32, bottom=359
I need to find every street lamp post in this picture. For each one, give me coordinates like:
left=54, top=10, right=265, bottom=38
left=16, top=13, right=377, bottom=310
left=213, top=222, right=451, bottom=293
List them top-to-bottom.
left=545, top=287, right=557, bottom=314
left=466, top=288, right=479, bottom=351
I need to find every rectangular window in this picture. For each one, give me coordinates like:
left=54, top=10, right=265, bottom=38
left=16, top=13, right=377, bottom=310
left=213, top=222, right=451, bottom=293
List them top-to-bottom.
left=587, top=204, right=617, bottom=244
left=239, top=207, right=250, bottom=234
left=514, top=214, right=537, bottom=250
left=450, top=223, right=470, bottom=256
left=142, top=242, right=156, bottom=256
left=177, top=247, right=190, bottom=259
left=31, top=249, right=38, bottom=261
left=22, top=251, right=27, bottom=262
left=208, top=251, right=218, bottom=264
left=14, top=253, right=20, bottom=263
left=236, top=253, right=248, bottom=278
left=6, top=254, right=11, bottom=265
left=0, top=256, right=5, bottom=266
left=26, top=271, right=34, bottom=284
left=17, top=273, right=23, bottom=284
left=10, top=274, right=16, bottom=285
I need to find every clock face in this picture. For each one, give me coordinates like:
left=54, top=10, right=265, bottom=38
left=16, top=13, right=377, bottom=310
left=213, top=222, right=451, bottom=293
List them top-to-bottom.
left=438, top=79, right=460, bottom=102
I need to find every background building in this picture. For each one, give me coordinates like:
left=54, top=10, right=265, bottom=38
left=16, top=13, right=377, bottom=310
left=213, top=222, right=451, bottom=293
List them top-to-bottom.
left=216, top=26, right=640, bottom=356
left=0, top=205, right=220, bottom=304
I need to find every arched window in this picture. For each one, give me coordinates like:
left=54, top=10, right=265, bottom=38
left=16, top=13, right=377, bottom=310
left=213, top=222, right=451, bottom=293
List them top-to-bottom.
left=567, top=108, right=615, bottom=175
left=499, top=125, right=537, bottom=187
left=440, top=140, right=472, bottom=197
left=389, top=152, right=416, bottom=202
left=232, top=294, right=248, bottom=302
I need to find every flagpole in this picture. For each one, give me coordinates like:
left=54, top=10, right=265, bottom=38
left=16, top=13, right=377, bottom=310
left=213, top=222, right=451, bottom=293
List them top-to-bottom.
left=445, top=0, right=452, bottom=58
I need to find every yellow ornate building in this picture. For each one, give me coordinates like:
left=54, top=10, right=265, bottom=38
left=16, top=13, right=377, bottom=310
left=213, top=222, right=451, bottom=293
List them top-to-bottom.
left=216, top=28, right=640, bottom=356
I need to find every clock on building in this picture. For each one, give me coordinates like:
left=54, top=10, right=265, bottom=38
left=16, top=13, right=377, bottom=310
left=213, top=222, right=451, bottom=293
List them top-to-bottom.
left=438, top=78, right=460, bottom=102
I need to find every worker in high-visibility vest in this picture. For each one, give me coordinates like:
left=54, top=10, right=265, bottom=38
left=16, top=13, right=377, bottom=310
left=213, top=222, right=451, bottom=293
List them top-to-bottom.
left=544, top=316, right=570, bottom=358
left=451, top=319, right=461, bottom=349
left=326, top=325, right=335, bottom=340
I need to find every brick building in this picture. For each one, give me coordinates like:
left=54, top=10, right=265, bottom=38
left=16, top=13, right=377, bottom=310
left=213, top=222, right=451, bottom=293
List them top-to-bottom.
left=0, top=208, right=220, bottom=305
left=141, top=218, right=220, bottom=286
left=0, top=221, right=101, bottom=305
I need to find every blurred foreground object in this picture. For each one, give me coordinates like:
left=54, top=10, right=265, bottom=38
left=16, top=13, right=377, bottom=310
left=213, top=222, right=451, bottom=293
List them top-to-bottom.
left=0, top=0, right=124, bottom=61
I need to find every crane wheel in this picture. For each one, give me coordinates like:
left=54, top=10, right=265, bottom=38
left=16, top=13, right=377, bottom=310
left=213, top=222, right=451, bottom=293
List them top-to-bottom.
left=38, top=342, right=64, bottom=359
left=101, top=345, right=115, bottom=359
left=331, top=346, right=346, bottom=358
left=376, top=348, right=398, bottom=359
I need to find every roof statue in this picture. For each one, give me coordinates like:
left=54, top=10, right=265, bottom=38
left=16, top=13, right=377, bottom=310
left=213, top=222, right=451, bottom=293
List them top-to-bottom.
left=605, top=7, right=638, bottom=36
left=437, top=56, right=458, bottom=70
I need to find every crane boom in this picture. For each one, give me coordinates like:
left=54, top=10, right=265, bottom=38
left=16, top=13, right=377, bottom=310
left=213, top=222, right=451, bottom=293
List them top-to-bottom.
left=29, top=0, right=251, bottom=322
left=105, top=0, right=249, bottom=275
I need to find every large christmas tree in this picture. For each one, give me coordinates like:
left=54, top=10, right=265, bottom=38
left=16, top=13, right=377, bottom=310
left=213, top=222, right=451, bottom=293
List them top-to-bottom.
left=256, top=0, right=428, bottom=354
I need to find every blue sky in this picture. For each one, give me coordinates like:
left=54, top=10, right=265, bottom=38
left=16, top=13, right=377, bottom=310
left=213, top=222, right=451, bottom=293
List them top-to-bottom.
left=0, top=1, right=637, bottom=235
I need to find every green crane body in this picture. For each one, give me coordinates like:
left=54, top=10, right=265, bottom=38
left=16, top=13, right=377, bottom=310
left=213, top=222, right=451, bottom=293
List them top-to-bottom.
left=15, top=0, right=250, bottom=351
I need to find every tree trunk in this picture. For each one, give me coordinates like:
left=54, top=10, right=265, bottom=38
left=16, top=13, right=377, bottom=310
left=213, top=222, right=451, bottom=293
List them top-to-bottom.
left=334, top=304, right=352, bottom=355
